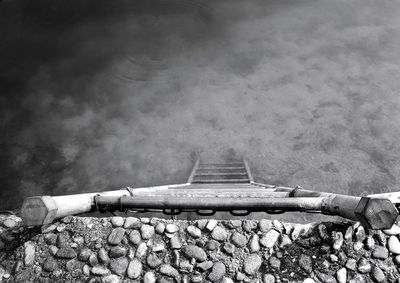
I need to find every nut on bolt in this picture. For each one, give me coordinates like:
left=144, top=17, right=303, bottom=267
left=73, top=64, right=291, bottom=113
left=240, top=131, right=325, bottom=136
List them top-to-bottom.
left=355, top=197, right=398, bottom=229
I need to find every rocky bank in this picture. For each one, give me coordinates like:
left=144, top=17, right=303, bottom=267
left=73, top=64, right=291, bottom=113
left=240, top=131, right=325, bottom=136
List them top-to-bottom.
left=1, top=214, right=400, bottom=283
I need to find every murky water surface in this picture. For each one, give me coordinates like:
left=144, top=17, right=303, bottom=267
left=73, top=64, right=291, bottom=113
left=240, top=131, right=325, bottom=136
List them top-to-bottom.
left=1, top=0, right=400, bottom=222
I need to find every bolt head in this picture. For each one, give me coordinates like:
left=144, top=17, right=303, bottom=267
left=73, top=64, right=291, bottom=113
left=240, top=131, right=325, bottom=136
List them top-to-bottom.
left=355, top=197, right=398, bottom=229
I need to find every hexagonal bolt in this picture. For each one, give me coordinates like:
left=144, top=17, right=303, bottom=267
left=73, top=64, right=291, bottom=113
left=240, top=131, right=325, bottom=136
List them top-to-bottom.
left=21, top=196, right=58, bottom=226
left=355, top=197, right=398, bottom=229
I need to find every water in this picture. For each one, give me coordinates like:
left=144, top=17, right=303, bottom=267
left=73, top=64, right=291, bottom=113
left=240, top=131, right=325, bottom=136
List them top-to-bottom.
left=1, top=0, right=400, bottom=224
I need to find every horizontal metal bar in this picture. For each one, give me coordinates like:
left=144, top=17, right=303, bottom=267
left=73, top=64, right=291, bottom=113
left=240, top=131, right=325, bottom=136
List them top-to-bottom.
left=196, top=166, right=246, bottom=170
left=194, top=172, right=248, bottom=176
left=192, top=179, right=251, bottom=183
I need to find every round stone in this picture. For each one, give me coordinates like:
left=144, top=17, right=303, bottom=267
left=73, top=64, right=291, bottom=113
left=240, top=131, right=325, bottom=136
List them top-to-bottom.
left=111, top=217, right=124, bottom=227
left=124, top=217, right=140, bottom=229
left=3, top=219, right=17, bottom=229
left=227, top=220, right=242, bottom=229
left=242, top=220, right=257, bottom=232
left=259, top=220, right=273, bottom=232
left=155, top=223, right=166, bottom=234
left=166, top=224, right=179, bottom=234
left=383, top=224, right=400, bottom=236
left=141, top=225, right=155, bottom=240
left=187, top=226, right=202, bottom=238
left=211, top=227, right=228, bottom=241
left=108, top=228, right=125, bottom=245
left=129, top=230, right=142, bottom=245
left=260, top=230, right=280, bottom=248
left=231, top=232, right=247, bottom=247
left=332, top=232, right=344, bottom=251
left=249, top=234, right=260, bottom=252
left=170, top=236, right=182, bottom=249
left=388, top=236, right=400, bottom=254
left=206, top=240, right=220, bottom=251
left=353, top=241, right=363, bottom=251
left=136, top=242, right=148, bottom=259
left=223, top=243, right=235, bottom=255
left=183, top=245, right=207, bottom=262
left=109, top=246, right=126, bottom=258
left=372, top=246, right=389, bottom=260
left=56, top=247, right=77, bottom=259
left=78, top=248, right=91, bottom=261
left=99, top=248, right=110, bottom=263
left=147, top=253, right=162, bottom=268
left=89, top=254, right=99, bottom=266
left=243, top=254, right=262, bottom=275
left=299, top=254, right=312, bottom=273
left=43, top=257, right=58, bottom=272
left=109, top=257, right=128, bottom=275
left=269, top=257, right=281, bottom=270
left=127, top=258, right=142, bottom=279
left=345, top=258, right=357, bottom=271
left=357, top=258, right=371, bottom=273
left=197, top=261, right=213, bottom=271
left=208, top=262, right=226, bottom=282
left=159, top=264, right=179, bottom=278
left=91, top=266, right=110, bottom=276
left=336, top=267, right=346, bottom=283
left=372, top=267, right=385, bottom=282
left=143, top=271, right=156, bottom=283
left=316, top=271, right=336, bottom=283
left=102, top=274, right=121, bottom=283
left=263, top=274, right=275, bottom=283
left=302, top=279, right=316, bottom=283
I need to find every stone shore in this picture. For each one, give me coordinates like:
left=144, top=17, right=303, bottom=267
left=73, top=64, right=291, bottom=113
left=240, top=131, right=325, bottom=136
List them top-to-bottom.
left=1, top=214, right=400, bottom=282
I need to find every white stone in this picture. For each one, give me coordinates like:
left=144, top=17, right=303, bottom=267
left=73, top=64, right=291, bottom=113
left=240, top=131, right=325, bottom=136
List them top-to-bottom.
left=111, top=217, right=124, bottom=227
left=206, top=220, right=218, bottom=231
left=383, top=224, right=400, bottom=236
left=260, top=229, right=280, bottom=248
left=388, top=236, right=400, bottom=254
left=24, top=241, right=35, bottom=266
left=136, top=243, right=147, bottom=259
left=127, top=259, right=142, bottom=279
left=337, top=267, right=347, bottom=283
left=144, top=271, right=156, bottom=283
left=103, top=274, right=121, bottom=283
left=221, top=277, right=234, bottom=283
left=303, top=279, right=316, bottom=283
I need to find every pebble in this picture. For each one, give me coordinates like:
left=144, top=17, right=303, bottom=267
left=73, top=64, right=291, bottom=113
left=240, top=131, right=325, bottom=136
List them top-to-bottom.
left=111, top=216, right=124, bottom=227
left=124, top=217, right=140, bottom=229
left=141, top=218, right=150, bottom=224
left=3, top=219, right=17, bottom=228
left=197, top=219, right=208, bottom=230
left=259, top=219, right=273, bottom=232
left=206, top=220, right=218, bottom=231
left=227, top=220, right=242, bottom=229
left=243, top=220, right=257, bottom=232
left=155, top=222, right=166, bottom=234
left=166, top=224, right=179, bottom=234
left=291, top=224, right=304, bottom=241
left=318, top=224, right=330, bottom=240
left=383, top=224, right=400, bottom=236
left=141, top=225, right=155, bottom=240
left=187, top=226, right=202, bottom=238
left=344, top=226, right=353, bottom=241
left=355, top=226, right=366, bottom=242
left=211, top=227, right=228, bottom=241
left=108, top=228, right=125, bottom=245
left=260, top=229, right=280, bottom=248
left=129, top=230, right=142, bottom=245
left=231, top=232, right=247, bottom=247
left=332, top=232, right=344, bottom=251
left=249, top=234, right=260, bottom=252
left=365, top=235, right=375, bottom=250
left=388, top=235, right=400, bottom=254
left=170, top=236, right=182, bottom=249
left=206, top=240, right=220, bottom=251
left=24, top=241, right=35, bottom=266
left=353, top=241, right=363, bottom=251
left=136, top=242, right=148, bottom=259
left=223, top=243, right=235, bottom=254
left=49, top=245, right=58, bottom=256
left=183, top=245, right=207, bottom=262
left=109, top=246, right=126, bottom=258
left=372, top=246, right=389, bottom=259
left=56, top=247, right=77, bottom=259
left=99, top=248, right=110, bottom=263
left=147, top=253, right=162, bottom=268
left=89, top=254, right=99, bottom=266
left=243, top=254, right=262, bottom=275
left=299, top=254, right=313, bottom=273
left=329, top=254, right=338, bottom=262
left=394, top=255, right=400, bottom=266
left=269, top=256, right=281, bottom=269
left=43, top=257, right=58, bottom=272
left=109, top=257, right=128, bottom=275
left=127, top=258, right=142, bottom=279
left=345, top=258, right=357, bottom=271
left=357, top=258, right=371, bottom=273
left=66, top=259, right=82, bottom=272
left=197, top=261, right=213, bottom=271
left=208, top=262, right=226, bottom=282
left=160, top=264, right=180, bottom=278
left=82, top=265, right=90, bottom=276
left=91, top=266, right=110, bottom=276
left=336, top=267, right=346, bottom=283
left=372, top=267, right=385, bottom=282
left=143, top=271, right=156, bottom=283
left=316, top=271, right=337, bottom=283
left=263, top=273, right=275, bottom=283
left=103, top=274, right=121, bottom=283
left=221, top=277, right=234, bottom=283
left=303, top=279, right=316, bottom=283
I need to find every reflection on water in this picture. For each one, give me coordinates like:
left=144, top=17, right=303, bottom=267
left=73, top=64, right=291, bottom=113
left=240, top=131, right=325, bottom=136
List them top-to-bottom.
left=1, top=0, right=400, bottom=224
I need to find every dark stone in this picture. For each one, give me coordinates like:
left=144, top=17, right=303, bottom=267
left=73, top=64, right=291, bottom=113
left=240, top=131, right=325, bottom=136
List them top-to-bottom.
left=183, top=245, right=207, bottom=262
left=109, top=246, right=126, bottom=258
left=56, top=247, right=77, bottom=259
left=299, top=254, right=312, bottom=274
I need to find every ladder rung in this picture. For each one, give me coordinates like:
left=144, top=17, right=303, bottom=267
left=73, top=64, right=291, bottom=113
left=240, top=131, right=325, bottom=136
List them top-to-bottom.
left=197, top=166, right=246, bottom=170
left=194, top=172, right=248, bottom=176
left=192, top=179, right=251, bottom=183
